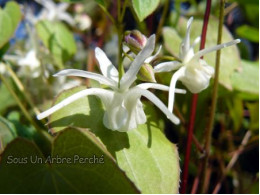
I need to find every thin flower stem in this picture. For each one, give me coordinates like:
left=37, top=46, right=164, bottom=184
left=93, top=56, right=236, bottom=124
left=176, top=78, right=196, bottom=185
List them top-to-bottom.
left=116, top=0, right=125, bottom=82
left=117, top=0, right=121, bottom=21
left=119, top=0, right=128, bottom=22
left=156, top=0, right=170, bottom=43
left=173, top=0, right=181, bottom=28
left=180, top=0, right=212, bottom=193
left=200, top=0, right=224, bottom=193
left=224, top=2, right=238, bottom=16
left=98, top=4, right=116, bottom=24
left=86, top=49, right=95, bottom=87
left=123, top=51, right=134, bottom=61
left=5, top=64, right=41, bottom=116
left=0, top=75, right=42, bottom=133
left=174, top=106, right=205, bottom=154
left=212, top=131, right=251, bottom=194
left=0, top=137, right=3, bottom=153
left=191, top=164, right=203, bottom=194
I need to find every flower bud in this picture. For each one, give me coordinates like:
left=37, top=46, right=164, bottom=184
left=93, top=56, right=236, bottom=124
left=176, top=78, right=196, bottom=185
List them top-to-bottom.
left=124, top=30, right=147, bottom=54
left=137, top=63, right=156, bottom=83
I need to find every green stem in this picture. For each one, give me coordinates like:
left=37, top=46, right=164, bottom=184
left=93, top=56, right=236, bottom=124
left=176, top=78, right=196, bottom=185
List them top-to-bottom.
left=116, top=0, right=125, bottom=83
left=117, top=0, right=121, bottom=21
left=119, top=0, right=129, bottom=22
left=156, top=0, right=170, bottom=43
left=173, top=0, right=181, bottom=27
left=200, top=0, right=225, bottom=193
left=98, top=4, right=116, bottom=24
left=117, top=26, right=124, bottom=82
left=123, top=51, right=134, bottom=61
left=5, top=64, right=41, bottom=116
left=0, top=75, right=42, bottom=132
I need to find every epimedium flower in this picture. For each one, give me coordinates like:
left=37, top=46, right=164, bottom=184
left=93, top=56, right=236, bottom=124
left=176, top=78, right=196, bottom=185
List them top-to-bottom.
left=35, top=0, right=75, bottom=26
left=154, top=17, right=241, bottom=113
left=37, top=35, right=186, bottom=132
left=4, top=49, right=43, bottom=78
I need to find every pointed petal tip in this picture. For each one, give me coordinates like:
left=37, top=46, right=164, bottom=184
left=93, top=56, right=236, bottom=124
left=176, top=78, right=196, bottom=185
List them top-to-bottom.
left=187, top=17, right=194, bottom=28
left=148, top=34, right=156, bottom=44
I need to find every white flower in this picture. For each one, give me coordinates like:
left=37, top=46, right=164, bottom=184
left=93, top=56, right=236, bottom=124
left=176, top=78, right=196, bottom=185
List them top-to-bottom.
left=35, top=0, right=75, bottom=26
left=154, top=17, right=240, bottom=113
left=37, top=35, right=186, bottom=131
left=4, top=50, right=42, bottom=78
left=17, top=50, right=42, bottom=78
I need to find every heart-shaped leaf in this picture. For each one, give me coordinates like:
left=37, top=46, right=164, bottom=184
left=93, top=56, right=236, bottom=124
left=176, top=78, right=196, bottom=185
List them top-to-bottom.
left=132, top=0, right=160, bottom=22
left=0, top=1, right=21, bottom=48
left=0, top=128, right=138, bottom=193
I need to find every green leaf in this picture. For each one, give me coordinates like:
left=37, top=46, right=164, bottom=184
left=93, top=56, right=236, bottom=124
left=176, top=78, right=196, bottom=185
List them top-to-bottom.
left=132, top=0, right=160, bottom=22
left=0, top=1, right=21, bottom=48
left=4, top=1, right=22, bottom=30
left=244, top=4, right=259, bottom=27
left=0, top=10, right=13, bottom=48
left=162, top=16, right=241, bottom=90
left=36, top=20, right=77, bottom=68
left=236, top=25, right=259, bottom=43
left=162, top=27, right=182, bottom=56
left=0, top=42, right=10, bottom=60
left=231, top=60, right=259, bottom=95
left=0, top=81, right=16, bottom=114
left=47, top=86, right=180, bottom=193
left=225, top=97, right=243, bottom=132
left=246, top=102, right=259, bottom=131
left=0, top=116, right=17, bottom=151
left=0, top=128, right=139, bottom=193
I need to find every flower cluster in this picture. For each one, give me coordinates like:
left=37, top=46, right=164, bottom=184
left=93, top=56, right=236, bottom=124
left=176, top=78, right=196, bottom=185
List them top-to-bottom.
left=37, top=17, right=240, bottom=132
